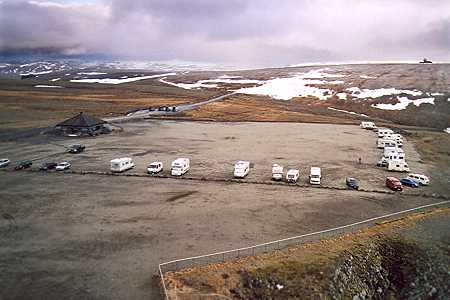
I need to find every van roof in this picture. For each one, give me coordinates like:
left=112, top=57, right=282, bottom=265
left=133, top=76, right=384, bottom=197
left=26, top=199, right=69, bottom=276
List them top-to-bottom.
left=111, top=157, right=132, bottom=162
left=310, top=167, right=321, bottom=174
left=408, top=173, right=428, bottom=178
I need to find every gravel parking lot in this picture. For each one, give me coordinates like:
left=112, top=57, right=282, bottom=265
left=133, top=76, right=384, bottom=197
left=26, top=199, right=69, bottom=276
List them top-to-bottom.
left=0, top=121, right=438, bottom=299
left=0, top=121, right=429, bottom=192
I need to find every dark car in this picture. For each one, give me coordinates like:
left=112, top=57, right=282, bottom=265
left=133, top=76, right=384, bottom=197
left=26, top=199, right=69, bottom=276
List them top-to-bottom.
left=68, top=144, right=85, bottom=154
left=14, top=160, right=33, bottom=170
left=39, top=162, right=57, bottom=171
left=346, top=177, right=359, bottom=190
left=400, top=178, right=419, bottom=188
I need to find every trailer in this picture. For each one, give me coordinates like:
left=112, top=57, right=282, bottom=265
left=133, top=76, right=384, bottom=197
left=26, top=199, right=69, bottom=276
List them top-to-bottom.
left=360, top=121, right=376, bottom=130
left=377, top=128, right=394, bottom=138
left=377, top=138, right=397, bottom=149
left=110, top=157, right=135, bottom=173
left=171, top=158, right=190, bottom=176
left=388, top=160, right=410, bottom=172
left=234, top=161, right=250, bottom=178
left=271, top=164, right=284, bottom=181
left=309, top=167, right=321, bottom=185
left=286, top=169, right=300, bottom=183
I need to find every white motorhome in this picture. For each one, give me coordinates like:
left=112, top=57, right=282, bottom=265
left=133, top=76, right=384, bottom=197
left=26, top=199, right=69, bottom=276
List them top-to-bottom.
left=360, top=121, right=376, bottom=130
left=377, top=128, right=394, bottom=138
left=384, top=134, right=403, bottom=147
left=377, top=138, right=397, bottom=149
left=383, top=147, right=405, bottom=161
left=110, top=157, right=135, bottom=172
left=171, top=158, right=190, bottom=176
left=388, top=160, right=410, bottom=172
left=147, top=161, right=163, bottom=174
left=234, top=161, right=250, bottom=178
left=271, top=164, right=284, bottom=181
left=309, top=167, right=321, bottom=185
left=286, top=169, right=300, bottom=183
left=408, top=173, right=430, bottom=185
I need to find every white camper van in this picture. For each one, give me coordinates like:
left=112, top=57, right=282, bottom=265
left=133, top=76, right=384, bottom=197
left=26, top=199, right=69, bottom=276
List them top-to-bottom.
left=360, top=121, right=376, bottom=130
left=377, top=128, right=394, bottom=138
left=384, top=134, right=403, bottom=147
left=377, top=138, right=397, bottom=149
left=383, top=147, right=405, bottom=161
left=110, top=157, right=135, bottom=172
left=171, top=158, right=190, bottom=176
left=388, top=160, right=410, bottom=172
left=147, top=161, right=163, bottom=174
left=234, top=161, right=250, bottom=178
left=272, top=164, right=284, bottom=181
left=309, top=167, right=321, bottom=185
left=286, top=169, right=300, bottom=183
left=408, top=173, right=430, bottom=185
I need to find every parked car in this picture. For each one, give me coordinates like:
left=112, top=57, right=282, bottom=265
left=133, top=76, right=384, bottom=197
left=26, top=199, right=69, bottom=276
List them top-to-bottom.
left=67, top=144, right=85, bottom=154
left=0, top=158, right=10, bottom=168
left=376, top=158, right=388, bottom=167
left=14, top=160, right=32, bottom=170
left=56, top=161, right=71, bottom=171
left=39, top=162, right=57, bottom=171
left=147, top=162, right=163, bottom=174
left=407, top=173, right=430, bottom=186
left=386, top=177, right=403, bottom=191
left=346, top=178, right=359, bottom=190
left=400, top=178, right=419, bottom=188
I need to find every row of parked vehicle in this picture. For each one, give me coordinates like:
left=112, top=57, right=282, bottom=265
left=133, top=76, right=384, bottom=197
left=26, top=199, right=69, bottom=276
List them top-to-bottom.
left=361, top=121, right=430, bottom=191
left=0, top=144, right=84, bottom=171
left=0, top=158, right=72, bottom=171
left=270, top=164, right=322, bottom=184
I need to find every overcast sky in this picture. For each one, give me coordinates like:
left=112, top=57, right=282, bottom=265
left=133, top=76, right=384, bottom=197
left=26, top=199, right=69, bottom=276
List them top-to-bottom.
left=0, top=0, right=449, bottom=67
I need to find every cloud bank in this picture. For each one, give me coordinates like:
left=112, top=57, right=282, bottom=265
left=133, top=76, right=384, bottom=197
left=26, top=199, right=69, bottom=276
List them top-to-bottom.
left=0, top=0, right=449, bottom=66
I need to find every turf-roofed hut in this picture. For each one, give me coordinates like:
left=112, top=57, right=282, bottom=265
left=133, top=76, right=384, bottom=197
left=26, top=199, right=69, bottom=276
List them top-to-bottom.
left=55, top=112, right=109, bottom=136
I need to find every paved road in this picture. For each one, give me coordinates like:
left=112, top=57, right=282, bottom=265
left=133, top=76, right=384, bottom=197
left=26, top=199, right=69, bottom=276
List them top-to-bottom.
left=106, top=92, right=236, bottom=123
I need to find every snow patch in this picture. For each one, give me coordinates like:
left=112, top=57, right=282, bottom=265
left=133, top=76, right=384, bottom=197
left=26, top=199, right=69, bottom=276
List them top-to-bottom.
left=236, top=69, right=344, bottom=100
left=20, top=70, right=53, bottom=76
left=77, top=72, right=107, bottom=75
left=70, top=73, right=176, bottom=84
left=360, top=75, right=376, bottom=79
left=159, top=77, right=263, bottom=90
left=50, top=78, right=61, bottom=82
left=34, top=85, right=63, bottom=88
left=347, top=87, right=422, bottom=98
left=337, top=92, right=347, bottom=100
left=430, top=92, right=444, bottom=96
left=371, top=96, right=435, bottom=110
left=444, top=128, right=450, bottom=134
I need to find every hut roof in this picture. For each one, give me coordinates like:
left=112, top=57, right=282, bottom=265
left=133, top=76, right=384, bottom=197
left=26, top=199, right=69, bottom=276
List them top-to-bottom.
left=56, top=112, right=106, bottom=128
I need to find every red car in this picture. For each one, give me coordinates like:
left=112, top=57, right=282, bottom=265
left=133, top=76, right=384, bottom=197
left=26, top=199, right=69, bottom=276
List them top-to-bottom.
left=386, top=177, right=403, bottom=191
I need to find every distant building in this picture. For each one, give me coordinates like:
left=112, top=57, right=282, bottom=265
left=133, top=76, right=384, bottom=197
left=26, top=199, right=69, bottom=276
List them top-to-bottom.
left=420, top=58, right=432, bottom=63
left=55, top=112, right=109, bottom=136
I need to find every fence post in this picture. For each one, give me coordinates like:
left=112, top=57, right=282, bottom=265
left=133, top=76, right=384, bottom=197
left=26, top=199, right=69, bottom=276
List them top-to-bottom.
left=222, top=253, right=225, bottom=262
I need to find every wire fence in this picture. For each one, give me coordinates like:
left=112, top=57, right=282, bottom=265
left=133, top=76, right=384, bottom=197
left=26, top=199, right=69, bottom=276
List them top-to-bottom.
left=158, top=200, right=450, bottom=299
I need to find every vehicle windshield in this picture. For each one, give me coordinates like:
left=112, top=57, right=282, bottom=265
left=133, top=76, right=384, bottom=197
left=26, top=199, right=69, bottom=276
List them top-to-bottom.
left=149, top=164, right=159, bottom=168
left=288, top=175, right=294, bottom=178
left=311, top=175, right=319, bottom=178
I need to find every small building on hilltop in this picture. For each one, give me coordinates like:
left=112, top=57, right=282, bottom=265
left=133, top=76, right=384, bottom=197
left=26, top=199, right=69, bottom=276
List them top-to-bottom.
left=55, top=112, right=109, bottom=136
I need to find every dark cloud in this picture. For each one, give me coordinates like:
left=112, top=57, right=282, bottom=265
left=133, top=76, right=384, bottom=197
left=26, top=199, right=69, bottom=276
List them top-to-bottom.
left=1, top=0, right=449, bottom=66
